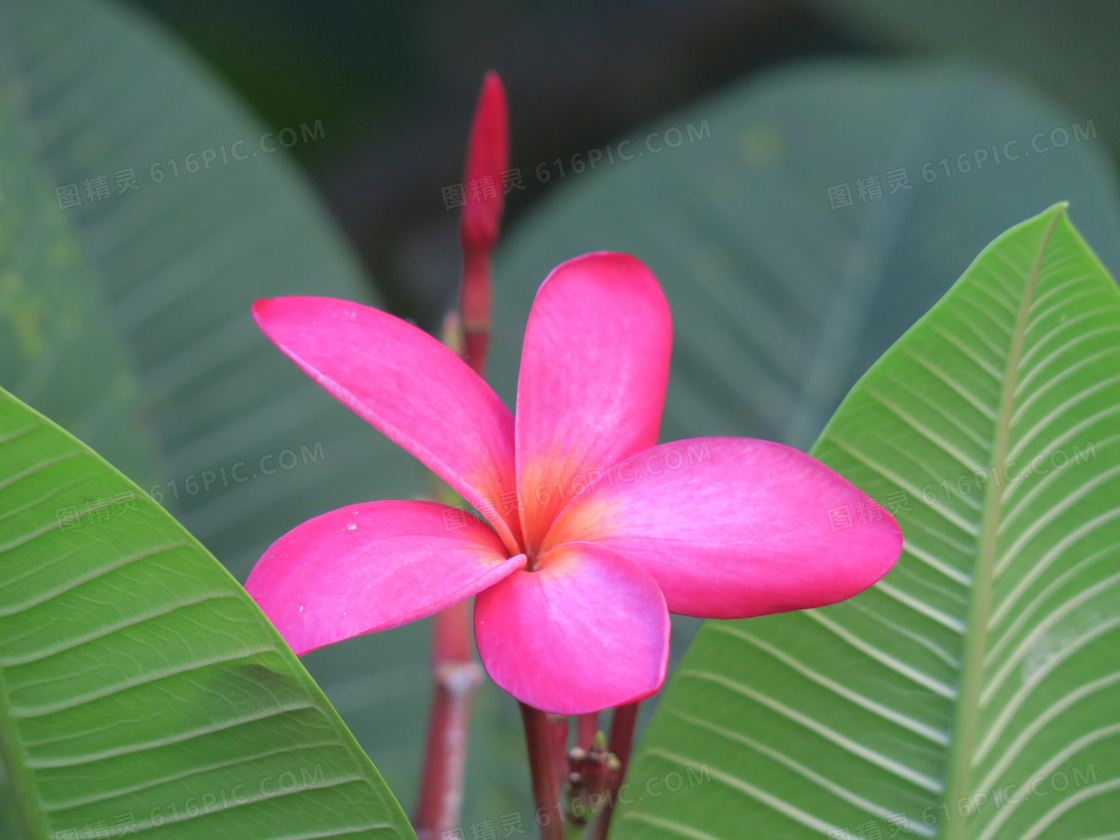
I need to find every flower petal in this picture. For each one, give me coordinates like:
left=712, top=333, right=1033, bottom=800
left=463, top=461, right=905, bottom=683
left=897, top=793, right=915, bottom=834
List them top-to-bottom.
left=515, top=253, right=672, bottom=553
left=253, top=296, right=522, bottom=551
left=544, top=437, right=902, bottom=618
left=246, top=500, right=523, bottom=655
left=474, top=543, right=670, bottom=715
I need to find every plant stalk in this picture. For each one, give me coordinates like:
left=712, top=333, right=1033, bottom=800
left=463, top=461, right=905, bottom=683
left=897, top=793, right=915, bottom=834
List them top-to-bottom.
left=460, top=251, right=493, bottom=375
left=414, top=599, right=484, bottom=838
left=521, top=702, right=566, bottom=840
left=590, top=702, right=641, bottom=840
left=576, top=712, right=599, bottom=749
left=548, top=714, right=571, bottom=791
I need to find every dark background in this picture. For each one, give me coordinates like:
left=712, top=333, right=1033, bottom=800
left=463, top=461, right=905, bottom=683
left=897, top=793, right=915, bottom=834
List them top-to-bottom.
left=125, top=0, right=1120, bottom=332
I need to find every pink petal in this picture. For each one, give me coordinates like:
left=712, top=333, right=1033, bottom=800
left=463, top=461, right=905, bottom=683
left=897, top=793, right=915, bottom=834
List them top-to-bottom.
left=515, top=253, right=672, bottom=554
left=253, top=296, right=522, bottom=552
left=544, top=437, right=902, bottom=618
left=246, top=500, right=524, bottom=656
left=474, top=543, right=670, bottom=715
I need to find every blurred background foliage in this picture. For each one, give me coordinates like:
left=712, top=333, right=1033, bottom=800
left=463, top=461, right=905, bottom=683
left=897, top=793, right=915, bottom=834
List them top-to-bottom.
left=1, top=0, right=1118, bottom=834
left=130, top=0, right=1120, bottom=330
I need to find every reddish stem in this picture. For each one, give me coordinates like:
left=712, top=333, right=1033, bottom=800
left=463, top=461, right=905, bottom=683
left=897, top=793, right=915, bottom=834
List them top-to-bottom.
left=460, top=250, right=493, bottom=376
left=434, top=595, right=474, bottom=663
left=414, top=599, right=484, bottom=838
left=591, top=702, right=641, bottom=840
left=521, top=703, right=565, bottom=840
left=576, top=713, right=599, bottom=750
left=547, top=715, right=571, bottom=792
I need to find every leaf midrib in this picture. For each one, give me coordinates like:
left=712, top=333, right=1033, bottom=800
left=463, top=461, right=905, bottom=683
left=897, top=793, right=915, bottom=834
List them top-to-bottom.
left=940, top=206, right=1066, bottom=839
left=0, top=662, right=44, bottom=839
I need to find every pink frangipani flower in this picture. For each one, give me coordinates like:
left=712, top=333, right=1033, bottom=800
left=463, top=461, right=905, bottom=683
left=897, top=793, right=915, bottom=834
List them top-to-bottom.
left=246, top=253, right=902, bottom=715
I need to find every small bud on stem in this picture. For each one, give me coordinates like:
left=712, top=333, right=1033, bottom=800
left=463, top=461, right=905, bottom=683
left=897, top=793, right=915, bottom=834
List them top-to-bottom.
left=458, top=71, right=509, bottom=376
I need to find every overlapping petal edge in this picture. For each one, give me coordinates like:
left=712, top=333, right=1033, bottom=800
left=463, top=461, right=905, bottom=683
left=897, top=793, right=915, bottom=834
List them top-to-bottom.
left=245, top=252, right=903, bottom=714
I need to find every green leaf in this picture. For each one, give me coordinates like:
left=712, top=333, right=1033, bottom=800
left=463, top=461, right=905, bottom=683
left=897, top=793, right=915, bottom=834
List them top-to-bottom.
left=613, top=204, right=1120, bottom=839
left=0, top=385, right=416, bottom=839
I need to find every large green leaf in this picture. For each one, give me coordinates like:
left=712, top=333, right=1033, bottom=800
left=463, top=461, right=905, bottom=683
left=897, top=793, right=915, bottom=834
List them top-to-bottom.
left=613, top=205, right=1120, bottom=838
left=0, top=385, right=416, bottom=839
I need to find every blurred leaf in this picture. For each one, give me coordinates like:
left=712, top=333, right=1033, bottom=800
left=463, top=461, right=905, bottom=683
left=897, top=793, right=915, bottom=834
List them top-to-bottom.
left=0, top=0, right=446, bottom=824
left=0, top=0, right=422, bottom=578
left=807, top=0, right=1120, bottom=162
left=0, top=53, right=159, bottom=489
left=490, top=62, right=1120, bottom=452
left=614, top=205, right=1120, bottom=837
left=0, top=385, right=416, bottom=839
